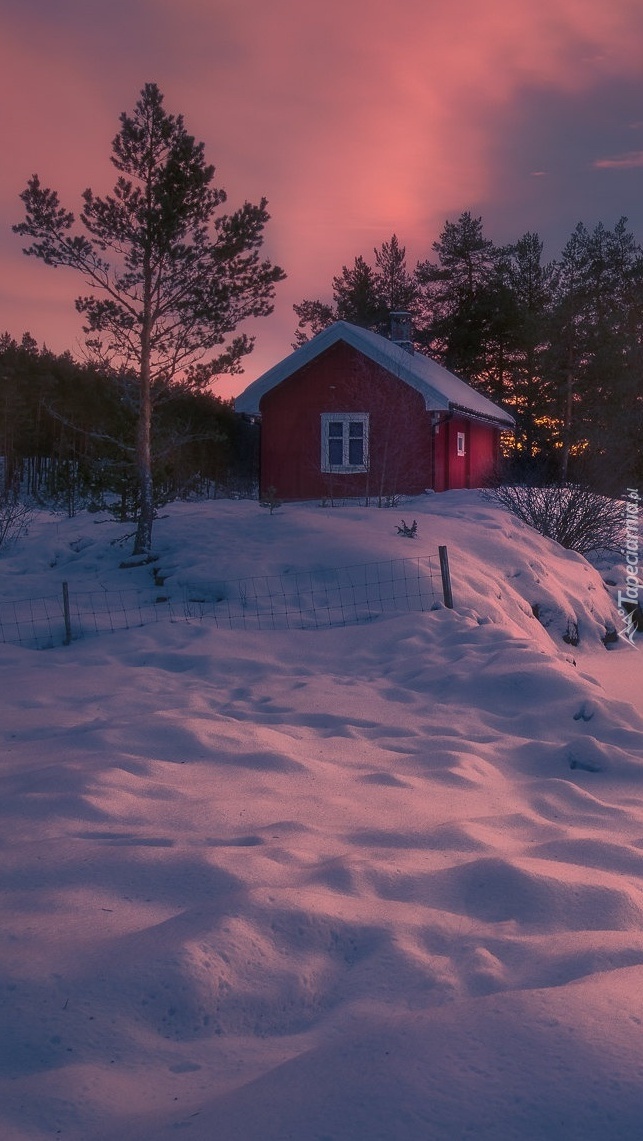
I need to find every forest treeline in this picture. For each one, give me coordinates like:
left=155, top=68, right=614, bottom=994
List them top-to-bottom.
left=2, top=211, right=642, bottom=516
left=294, top=214, right=643, bottom=490
left=0, top=332, right=258, bottom=515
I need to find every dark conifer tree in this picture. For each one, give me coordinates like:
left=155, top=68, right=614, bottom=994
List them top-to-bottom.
left=414, top=211, right=503, bottom=383
left=547, top=218, right=643, bottom=484
left=504, top=232, right=555, bottom=464
left=373, top=234, right=418, bottom=316
left=293, top=235, right=417, bottom=345
left=332, top=255, right=384, bottom=327
left=292, top=299, right=337, bottom=347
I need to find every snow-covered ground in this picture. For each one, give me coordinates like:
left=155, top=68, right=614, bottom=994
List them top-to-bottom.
left=0, top=491, right=642, bottom=1141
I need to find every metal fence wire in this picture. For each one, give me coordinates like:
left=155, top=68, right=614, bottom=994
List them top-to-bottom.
left=0, top=553, right=447, bottom=649
left=183, top=556, right=441, bottom=631
left=0, top=587, right=169, bottom=650
left=0, top=594, right=65, bottom=650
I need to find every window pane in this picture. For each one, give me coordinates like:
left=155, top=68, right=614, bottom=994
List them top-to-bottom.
left=348, top=421, right=364, bottom=465
left=328, top=422, right=343, bottom=438
left=348, top=436, right=364, bottom=465
left=328, top=438, right=344, bottom=466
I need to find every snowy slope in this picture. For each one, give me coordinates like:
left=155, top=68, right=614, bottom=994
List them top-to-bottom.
left=0, top=491, right=642, bottom=1141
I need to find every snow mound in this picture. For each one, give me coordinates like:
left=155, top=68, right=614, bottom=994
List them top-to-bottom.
left=0, top=492, right=641, bottom=1139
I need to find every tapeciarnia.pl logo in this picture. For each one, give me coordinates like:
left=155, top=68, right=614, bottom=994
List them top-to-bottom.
left=617, top=488, right=641, bottom=646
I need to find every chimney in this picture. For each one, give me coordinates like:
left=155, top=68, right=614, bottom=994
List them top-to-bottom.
left=390, top=311, right=414, bottom=354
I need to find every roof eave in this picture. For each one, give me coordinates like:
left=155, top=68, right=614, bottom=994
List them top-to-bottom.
left=449, top=402, right=516, bottom=429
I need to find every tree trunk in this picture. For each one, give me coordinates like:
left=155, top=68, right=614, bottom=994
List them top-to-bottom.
left=133, top=184, right=155, bottom=558
left=133, top=306, right=154, bottom=555
left=560, top=363, right=574, bottom=484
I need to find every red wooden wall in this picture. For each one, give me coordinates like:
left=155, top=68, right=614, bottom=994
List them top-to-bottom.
left=258, top=341, right=501, bottom=499
left=259, top=342, right=432, bottom=500
left=432, top=414, right=500, bottom=492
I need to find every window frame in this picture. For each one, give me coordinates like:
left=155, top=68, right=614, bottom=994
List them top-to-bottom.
left=320, top=412, right=369, bottom=474
left=456, top=430, right=466, bottom=457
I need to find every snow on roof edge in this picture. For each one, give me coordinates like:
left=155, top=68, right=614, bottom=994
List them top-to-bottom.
left=235, top=322, right=515, bottom=427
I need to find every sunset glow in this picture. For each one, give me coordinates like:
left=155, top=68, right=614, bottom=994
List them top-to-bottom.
left=2, top=0, right=643, bottom=392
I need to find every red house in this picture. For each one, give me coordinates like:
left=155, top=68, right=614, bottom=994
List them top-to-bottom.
left=235, top=320, right=514, bottom=501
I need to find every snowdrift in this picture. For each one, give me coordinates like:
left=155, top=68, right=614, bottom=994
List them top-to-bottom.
left=0, top=491, right=641, bottom=1140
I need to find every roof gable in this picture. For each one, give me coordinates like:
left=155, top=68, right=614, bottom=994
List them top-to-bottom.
left=235, top=321, right=515, bottom=427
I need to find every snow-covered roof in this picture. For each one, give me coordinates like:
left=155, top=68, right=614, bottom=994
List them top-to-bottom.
left=235, top=321, right=515, bottom=427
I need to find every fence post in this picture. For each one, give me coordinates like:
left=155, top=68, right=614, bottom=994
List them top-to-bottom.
left=438, top=546, right=454, bottom=609
left=62, top=581, right=72, bottom=645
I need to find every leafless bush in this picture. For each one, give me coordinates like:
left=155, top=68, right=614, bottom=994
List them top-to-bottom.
left=485, top=482, right=624, bottom=555
left=0, top=493, right=32, bottom=551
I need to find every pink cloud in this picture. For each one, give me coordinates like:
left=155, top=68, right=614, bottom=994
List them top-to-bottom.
left=2, top=0, right=643, bottom=389
left=593, top=151, right=643, bottom=169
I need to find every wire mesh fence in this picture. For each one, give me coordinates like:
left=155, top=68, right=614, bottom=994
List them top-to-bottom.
left=0, top=553, right=448, bottom=649
left=183, top=555, right=441, bottom=631
left=0, top=588, right=173, bottom=650
left=0, top=594, right=67, bottom=651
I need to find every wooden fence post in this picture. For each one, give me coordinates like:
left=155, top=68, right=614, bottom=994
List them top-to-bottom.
left=438, top=546, right=454, bottom=609
left=62, top=581, right=72, bottom=645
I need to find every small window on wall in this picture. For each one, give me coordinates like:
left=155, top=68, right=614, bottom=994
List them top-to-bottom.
left=321, top=413, right=369, bottom=473
left=456, top=431, right=466, bottom=457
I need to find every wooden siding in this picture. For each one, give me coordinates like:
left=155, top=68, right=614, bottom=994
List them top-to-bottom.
left=257, top=340, right=503, bottom=499
left=259, top=341, right=433, bottom=500
left=432, top=414, right=499, bottom=491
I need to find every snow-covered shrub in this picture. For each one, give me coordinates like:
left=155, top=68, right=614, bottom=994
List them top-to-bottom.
left=486, top=483, right=623, bottom=556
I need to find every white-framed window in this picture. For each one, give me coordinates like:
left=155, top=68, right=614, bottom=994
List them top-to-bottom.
left=321, top=413, right=369, bottom=473
left=456, top=431, right=466, bottom=457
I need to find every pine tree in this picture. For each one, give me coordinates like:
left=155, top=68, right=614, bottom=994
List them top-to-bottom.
left=14, top=83, right=285, bottom=553
left=415, top=211, right=502, bottom=383
left=546, top=218, right=643, bottom=484
left=579, top=219, right=643, bottom=480
left=504, top=232, right=555, bottom=463
left=373, top=234, right=417, bottom=316
left=292, top=235, right=417, bottom=345
left=292, top=255, right=381, bottom=344
left=332, top=256, right=384, bottom=328
left=292, top=299, right=336, bottom=347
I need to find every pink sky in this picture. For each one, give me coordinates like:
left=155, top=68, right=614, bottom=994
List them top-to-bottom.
left=2, top=0, right=643, bottom=397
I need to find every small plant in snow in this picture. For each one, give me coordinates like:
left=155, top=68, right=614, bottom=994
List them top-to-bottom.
left=260, top=486, right=282, bottom=515
left=397, top=519, right=417, bottom=538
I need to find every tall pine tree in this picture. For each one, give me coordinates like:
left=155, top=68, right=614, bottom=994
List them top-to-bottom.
left=14, top=83, right=285, bottom=553
left=415, top=212, right=504, bottom=384
left=546, top=218, right=643, bottom=484
left=504, top=232, right=555, bottom=465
